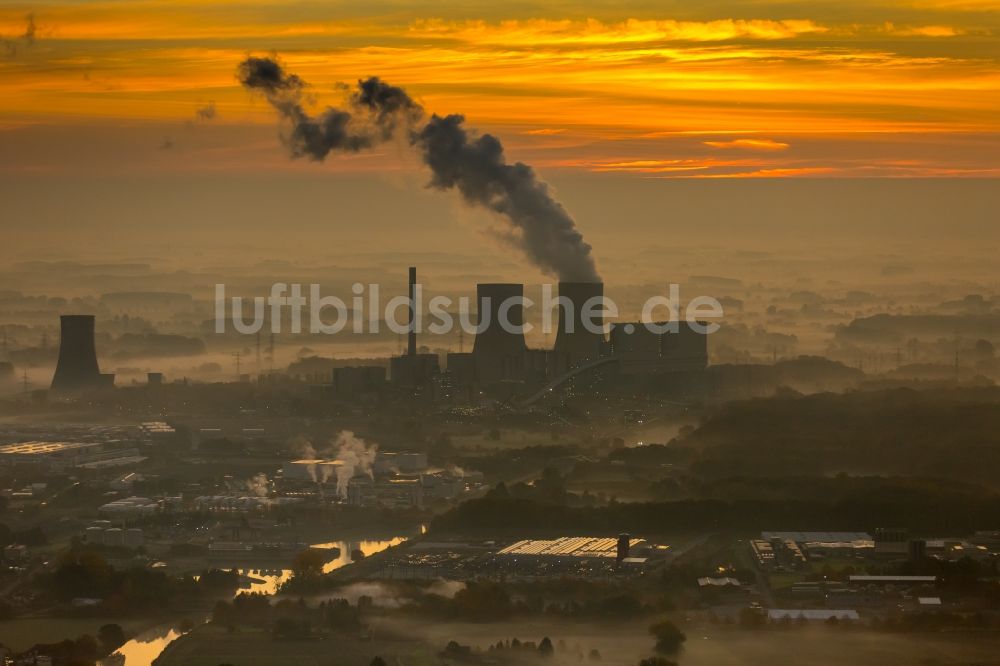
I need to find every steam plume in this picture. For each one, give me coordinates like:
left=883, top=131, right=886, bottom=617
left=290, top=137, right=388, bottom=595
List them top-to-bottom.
left=238, top=56, right=599, bottom=282
left=332, top=430, right=378, bottom=498
left=288, top=435, right=318, bottom=482
left=289, top=435, right=316, bottom=459
left=245, top=473, right=269, bottom=497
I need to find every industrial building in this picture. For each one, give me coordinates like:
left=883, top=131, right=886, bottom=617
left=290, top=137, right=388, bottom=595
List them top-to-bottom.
left=353, top=267, right=711, bottom=402
left=457, top=280, right=708, bottom=397
left=610, top=320, right=710, bottom=375
left=332, top=366, right=386, bottom=397
left=0, top=441, right=143, bottom=470
left=279, top=449, right=472, bottom=508
left=282, top=451, right=427, bottom=485
left=373, top=451, right=428, bottom=474
left=282, top=459, right=344, bottom=483
left=347, top=476, right=423, bottom=508
left=192, top=495, right=303, bottom=512
left=98, top=496, right=161, bottom=516
left=85, top=525, right=144, bottom=548
left=490, top=535, right=668, bottom=578
left=496, top=535, right=646, bottom=563
left=750, top=537, right=807, bottom=570
left=767, top=609, right=860, bottom=622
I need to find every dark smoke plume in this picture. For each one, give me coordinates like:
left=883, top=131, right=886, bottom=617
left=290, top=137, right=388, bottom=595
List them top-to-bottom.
left=3, top=13, right=37, bottom=58
left=23, top=13, right=36, bottom=44
left=238, top=56, right=599, bottom=282
left=238, top=56, right=372, bottom=159
left=416, top=114, right=598, bottom=282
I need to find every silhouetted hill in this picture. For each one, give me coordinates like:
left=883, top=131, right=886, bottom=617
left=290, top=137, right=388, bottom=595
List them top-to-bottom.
left=687, top=387, right=1000, bottom=484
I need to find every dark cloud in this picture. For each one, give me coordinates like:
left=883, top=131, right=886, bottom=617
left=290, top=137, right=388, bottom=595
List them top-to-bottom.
left=238, top=56, right=373, bottom=159
left=352, top=76, right=422, bottom=140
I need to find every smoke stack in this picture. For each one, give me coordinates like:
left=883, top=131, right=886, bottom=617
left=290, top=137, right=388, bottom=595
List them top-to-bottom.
left=408, top=266, right=417, bottom=357
left=554, top=282, right=605, bottom=370
left=473, top=283, right=527, bottom=383
left=51, top=315, right=104, bottom=393
left=616, top=532, right=631, bottom=564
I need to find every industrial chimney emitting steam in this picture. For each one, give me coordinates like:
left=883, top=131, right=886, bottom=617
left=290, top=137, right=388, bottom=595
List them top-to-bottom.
left=472, top=283, right=528, bottom=383
left=51, top=315, right=108, bottom=393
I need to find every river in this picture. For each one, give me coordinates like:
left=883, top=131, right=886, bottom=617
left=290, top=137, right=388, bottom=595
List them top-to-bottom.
left=101, top=533, right=413, bottom=665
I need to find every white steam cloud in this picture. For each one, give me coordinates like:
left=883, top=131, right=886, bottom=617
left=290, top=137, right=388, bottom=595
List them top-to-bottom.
left=333, top=430, right=378, bottom=498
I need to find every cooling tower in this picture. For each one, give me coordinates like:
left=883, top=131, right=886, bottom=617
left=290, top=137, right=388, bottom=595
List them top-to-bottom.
left=553, top=281, right=605, bottom=370
left=473, top=283, right=527, bottom=383
left=51, top=315, right=104, bottom=393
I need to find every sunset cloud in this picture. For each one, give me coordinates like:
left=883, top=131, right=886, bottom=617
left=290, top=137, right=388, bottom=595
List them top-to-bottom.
left=0, top=0, right=997, bottom=178
left=409, top=18, right=829, bottom=44
left=883, top=23, right=963, bottom=37
left=704, top=139, right=790, bottom=151
left=694, top=166, right=837, bottom=178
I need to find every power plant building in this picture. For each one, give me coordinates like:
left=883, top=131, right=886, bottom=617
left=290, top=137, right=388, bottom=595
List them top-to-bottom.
left=381, top=268, right=710, bottom=399
left=610, top=320, right=709, bottom=375
left=332, top=366, right=386, bottom=396
left=0, top=441, right=143, bottom=471
left=282, top=459, right=344, bottom=483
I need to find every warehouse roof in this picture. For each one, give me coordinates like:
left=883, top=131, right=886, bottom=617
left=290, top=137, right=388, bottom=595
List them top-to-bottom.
left=497, top=536, right=644, bottom=558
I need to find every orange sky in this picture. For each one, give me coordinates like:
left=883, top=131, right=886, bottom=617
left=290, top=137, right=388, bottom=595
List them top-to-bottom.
left=1, top=0, right=999, bottom=177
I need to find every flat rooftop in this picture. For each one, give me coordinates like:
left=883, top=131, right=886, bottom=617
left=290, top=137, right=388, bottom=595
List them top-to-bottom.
left=0, top=441, right=100, bottom=456
left=762, top=531, right=873, bottom=542
left=497, top=536, right=645, bottom=559
left=849, top=575, right=937, bottom=583
left=768, top=609, right=860, bottom=621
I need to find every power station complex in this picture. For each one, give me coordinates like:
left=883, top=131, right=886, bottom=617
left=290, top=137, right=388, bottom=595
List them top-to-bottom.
left=49, top=268, right=707, bottom=401
left=389, top=268, right=708, bottom=401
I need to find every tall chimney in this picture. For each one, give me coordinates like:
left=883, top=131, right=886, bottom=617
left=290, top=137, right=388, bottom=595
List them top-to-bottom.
left=407, top=266, right=417, bottom=357
left=554, top=282, right=605, bottom=370
left=473, top=283, right=527, bottom=383
left=51, top=315, right=103, bottom=393
left=616, top=532, right=631, bottom=564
